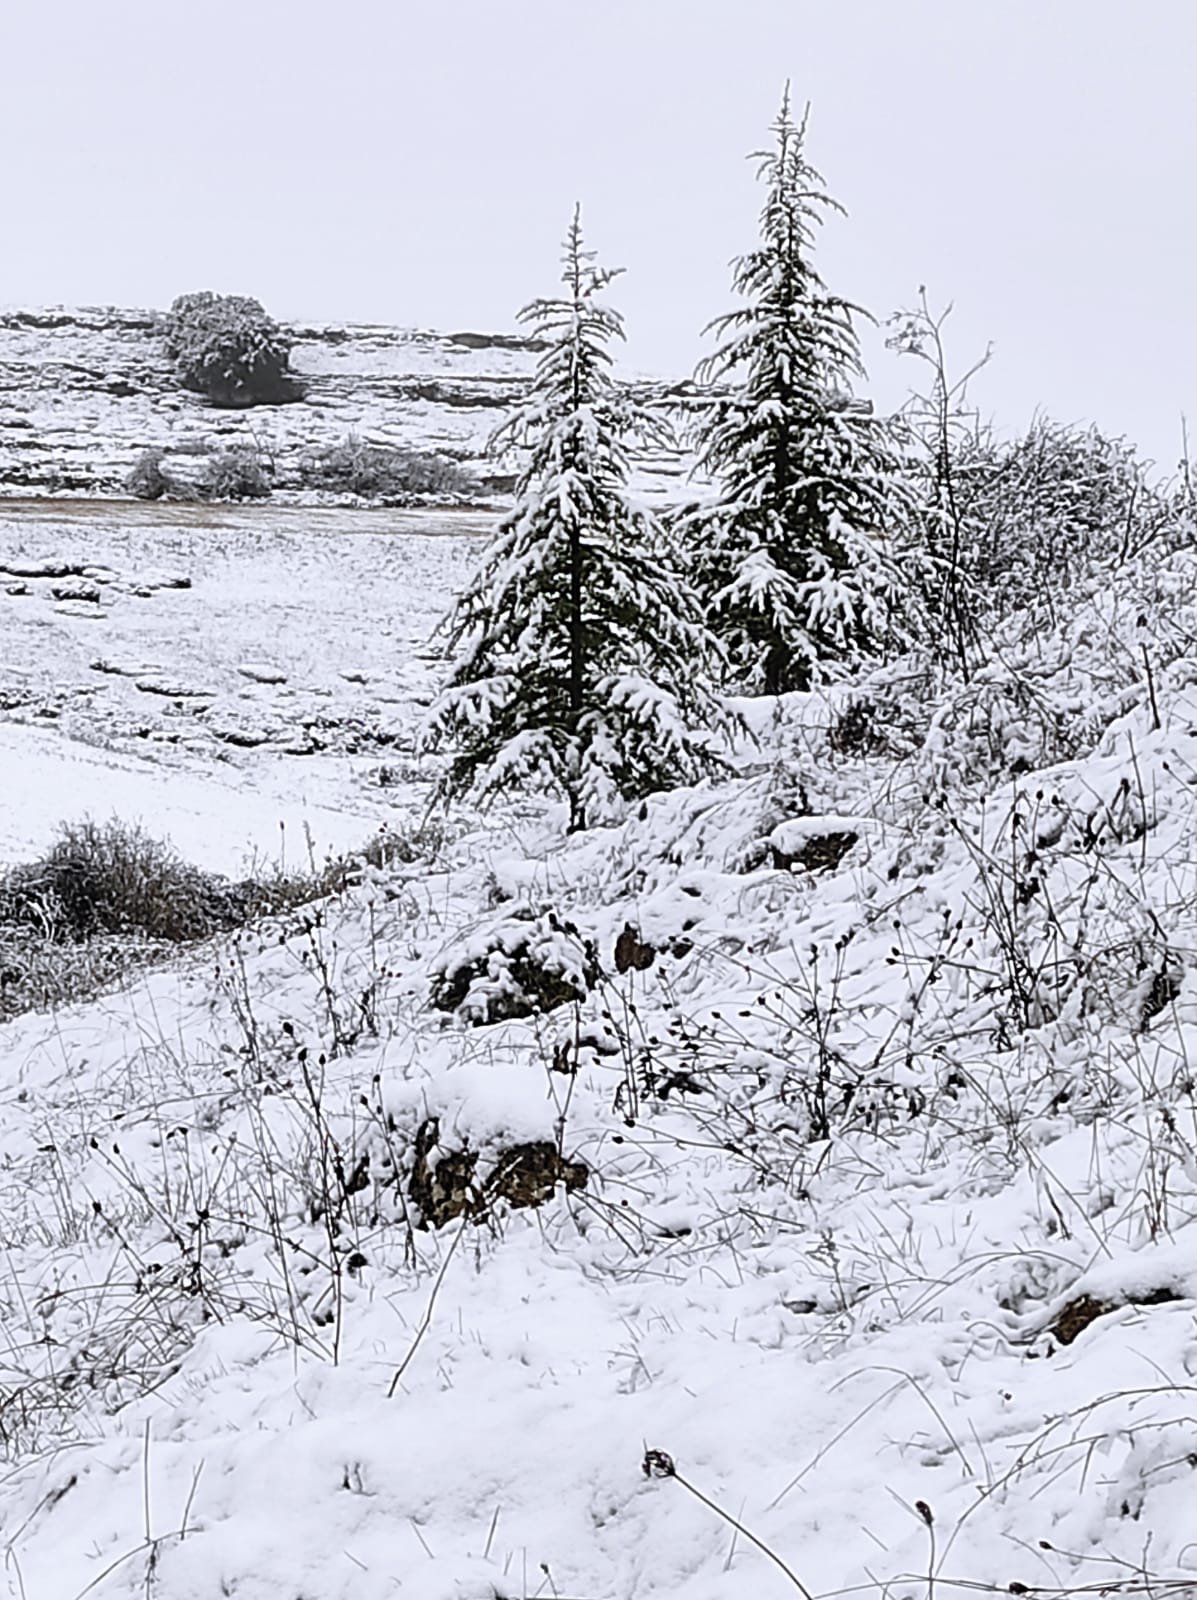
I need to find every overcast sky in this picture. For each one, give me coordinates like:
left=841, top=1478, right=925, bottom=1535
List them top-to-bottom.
left=4, top=0, right=1194, bottom=466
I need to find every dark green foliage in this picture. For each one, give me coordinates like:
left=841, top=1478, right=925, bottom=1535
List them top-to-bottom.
left=686, top=90, right=915, bottom=694
left=426, top=209, right=729, bottom=829
left=164, top=291, right=299, bottom=407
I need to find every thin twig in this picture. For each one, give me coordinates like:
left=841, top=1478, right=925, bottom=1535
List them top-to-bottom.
left=387, top=1219, right=467, bottom=1398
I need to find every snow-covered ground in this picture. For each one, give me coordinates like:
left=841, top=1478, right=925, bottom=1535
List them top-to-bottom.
left=0, top=306, right=695, bottom=502
left=0, top=500, right=488, bottom=870
left=3, top=500, right=1197, bottom=1600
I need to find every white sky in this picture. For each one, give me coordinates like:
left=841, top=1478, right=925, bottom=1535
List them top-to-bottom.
left=4, top=0, right=1195, bottom=466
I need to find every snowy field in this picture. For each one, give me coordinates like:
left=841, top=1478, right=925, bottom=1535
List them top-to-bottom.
left=0, top=499, right=489, bottom=871
left=2, top=501, right=1197, bottom=1600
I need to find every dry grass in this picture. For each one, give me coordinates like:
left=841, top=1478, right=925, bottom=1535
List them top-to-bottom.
left=0, top=817, right=428, bottom=1022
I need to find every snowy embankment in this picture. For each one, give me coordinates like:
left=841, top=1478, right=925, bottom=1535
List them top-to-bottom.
left=0, top=305, right=694, bottom=503
left=3, top=516, right=1197, bottom=1600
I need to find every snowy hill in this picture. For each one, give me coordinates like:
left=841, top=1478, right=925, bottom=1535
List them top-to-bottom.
left=0, top=305, right=696, bottom=501
left=3, top=481, right=1197, bottom=1600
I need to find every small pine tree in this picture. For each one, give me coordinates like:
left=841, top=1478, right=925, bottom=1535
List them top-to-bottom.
left=687, top=89, right=914, bottom=695
left=425, top=208, right=727, bottom=831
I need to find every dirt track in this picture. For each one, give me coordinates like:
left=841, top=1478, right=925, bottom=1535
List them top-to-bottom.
left=0, top=496, right=501, bottom=538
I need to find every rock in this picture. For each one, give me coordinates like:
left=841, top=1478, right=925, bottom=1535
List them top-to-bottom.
left=0, top=557, right=85, bottom=579
left=137, top=569, right=192, bottom=591
left=50, top=578, right=101, bottom=603
left=5, top=582, right=29, bottom=596
left=53, top=600, right=106, bottom=618
left=90, top=657, right=160, bottom=677
left=236, top=662, right=288, bottom=685
left=135, top=676, right=214, bottom=699
left=209, top=718, right=274, bottom=747
left=768, top=817, right=862, bottom=874
left=614, top=923, right=656, bottom=974
left=408, top=1117, right=588, bottom=1229
left=408, top=1118, right=481, bottom=1228
left=487, top=1141, right=589, bottom=1211
left=1049, top=1286, right=1181, bottom=1345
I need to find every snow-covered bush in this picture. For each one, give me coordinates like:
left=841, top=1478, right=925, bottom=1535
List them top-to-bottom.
left=163, top=290, right=298, bottom=407
left=889, top=296, right=1182, bottom=670
left=948, top=416, right=1173, bottom=621
left=301, top=436, right=473, bottom=501
left=124, top=438, right=273, bottom=501
left=199, top=440, right=273, bottom=500
left=125, top=446, right=168, bottom=500
left=0, top=819, right=246, bottom=943
left=5, top=822, right=332, bottom=936
left=429, top=909, right=602, bottom=1026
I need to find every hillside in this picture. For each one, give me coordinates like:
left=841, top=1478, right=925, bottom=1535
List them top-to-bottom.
left=0, top=305, right=694, bottom=501
left=2, top=479, right=1197, bottom=1600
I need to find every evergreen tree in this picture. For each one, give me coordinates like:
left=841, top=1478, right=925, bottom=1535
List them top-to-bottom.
left=687, top=90, right=914, bottom=694
left=425, top=208, right=727, bottom=831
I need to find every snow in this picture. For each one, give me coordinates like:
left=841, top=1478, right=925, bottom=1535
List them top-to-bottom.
left=0, top=306, right=693, bottom=505
left=3, top=495, right=1197, bottom=1600
left=0, top=502, right=488, bottom=870
left=0, top=721, right=373, bottom=872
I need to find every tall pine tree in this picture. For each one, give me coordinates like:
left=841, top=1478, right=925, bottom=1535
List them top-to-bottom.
left=687, top=90, right=913, bottom=695
left=425, top=208, right=727, bottom=831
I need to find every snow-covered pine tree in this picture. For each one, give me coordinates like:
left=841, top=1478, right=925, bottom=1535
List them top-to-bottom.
left=686, top=89, right=914, bottom=695
left=425, top=208, right=727, bottom=831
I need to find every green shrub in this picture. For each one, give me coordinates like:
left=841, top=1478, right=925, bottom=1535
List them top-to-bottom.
left=163, top=291, right=299, bottom=408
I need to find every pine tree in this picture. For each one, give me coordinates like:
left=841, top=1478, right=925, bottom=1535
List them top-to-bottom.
left=687, top=90, right=914, bottom=695
left=425, top=208, right=727, bottom=831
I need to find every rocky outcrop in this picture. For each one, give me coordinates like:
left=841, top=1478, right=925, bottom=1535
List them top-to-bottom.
left=0, top=306, right=693, bottom=502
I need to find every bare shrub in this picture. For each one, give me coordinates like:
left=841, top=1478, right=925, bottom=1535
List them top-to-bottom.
left=950, top=417, right=1173, bottom=620
left=302, top=435, right=473, bottom=502
left=198, top=440, right=273, bottom=500
left=126, top=447, right=169, bottom=501
left=0, top=819, right=245, bottom=943
left=0, top=820, right=420, bottom=1020
left=0, top=923, right=175, bottom=1021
